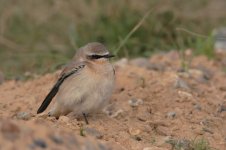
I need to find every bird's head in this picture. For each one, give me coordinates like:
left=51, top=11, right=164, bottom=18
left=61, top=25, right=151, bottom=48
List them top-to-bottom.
left=74, top=42, right=114, bottom=64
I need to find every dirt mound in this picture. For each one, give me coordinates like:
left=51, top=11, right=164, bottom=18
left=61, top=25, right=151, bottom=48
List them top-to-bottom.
left=0, top=51, right=226, bottom=149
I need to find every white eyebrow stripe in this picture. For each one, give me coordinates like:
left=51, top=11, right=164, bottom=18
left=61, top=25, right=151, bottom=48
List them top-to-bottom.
left=87, top=52, right=109, bottom=56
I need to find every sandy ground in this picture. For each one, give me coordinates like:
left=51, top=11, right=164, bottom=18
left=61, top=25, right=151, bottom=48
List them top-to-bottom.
left=0, top=51, right=226, bottom=150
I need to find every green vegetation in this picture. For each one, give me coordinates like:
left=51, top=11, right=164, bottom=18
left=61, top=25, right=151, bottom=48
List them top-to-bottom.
left=0, top=0, right=225, bottom=78
left=166, top=138, right=214, bottom=150
left=191, top=138, right=212, bottom=150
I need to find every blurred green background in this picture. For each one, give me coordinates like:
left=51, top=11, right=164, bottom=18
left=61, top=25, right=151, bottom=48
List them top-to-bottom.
left=0, top=0, right=226, bottom=79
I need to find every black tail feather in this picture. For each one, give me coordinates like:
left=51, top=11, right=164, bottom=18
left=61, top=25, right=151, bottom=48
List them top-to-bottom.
left=37, top=67, right=82, bottom=114
left=37, top=78, right=64, bottom=114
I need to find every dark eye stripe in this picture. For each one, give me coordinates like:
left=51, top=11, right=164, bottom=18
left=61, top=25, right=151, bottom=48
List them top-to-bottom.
left=87, top=54, right=114, bottom=60
left=88, top=54, right=107, bottom=59
left=89, top=55, right=103, bottom=59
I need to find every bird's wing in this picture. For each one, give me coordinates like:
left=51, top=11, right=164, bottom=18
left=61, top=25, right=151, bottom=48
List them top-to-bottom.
left=37, top=61, right=86, bottom=114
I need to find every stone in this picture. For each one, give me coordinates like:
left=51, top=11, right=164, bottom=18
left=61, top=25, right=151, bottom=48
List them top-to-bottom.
left=197, top=66, right=213, bottom=80
left=188, top=68, right=212, bottom=83
left=174, top=78, right=190, bottom=90
left=178, top=91, right=193, bottom=100
left=128, top=98, right=143, bottom=107
left=217, top=101, right=226, bottom=113
left=103, top=104, right=123, bottom=118
left=194, top=104, right=202, bottom=111
left=110, top=109, right=123, bottom=118
left=16, top=112, right=33, bottom=120
left=167, top=112, right=176, bottom=119
left=137, top=113, right=150, bottom=122
left=58, top=116, right=70, bottom=123
left=128, top=128, right=141, bottom=136
left=49, top=134, right=63, bottom=144
left=33, top=138, right=47, bottom=148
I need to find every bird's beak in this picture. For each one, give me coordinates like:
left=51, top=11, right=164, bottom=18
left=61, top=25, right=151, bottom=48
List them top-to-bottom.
left=105, top=54, right=115, bottom=58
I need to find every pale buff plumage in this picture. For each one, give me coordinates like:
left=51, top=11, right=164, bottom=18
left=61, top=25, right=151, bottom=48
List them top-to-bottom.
left=37, top=42, right=115, bottom=123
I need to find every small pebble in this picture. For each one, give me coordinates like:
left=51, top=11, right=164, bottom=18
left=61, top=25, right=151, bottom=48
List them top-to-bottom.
left=197, top=66, right=213, bottom=80
left=188, top=68, right=211, bottom=83
left=174, top=78, right=190, bottom=90
left=178, top=91, right=193, bottom=100
left=128, top=98, right=143, bottom=107
left=217, top=101, right=226, bottom=113
left=103, top=104, right=123, bottom=118
left=194, top=104, right=202, bottom=111
left=110, top=109, right=123, bottom=118
left=16, top=112, right=33, bottom=120
left=167, top=112, right=176, bottom=119
left=137, top=113, right=149, bottom=122
left=58, top=116, right=70, bottom=123
left=128, top=128, right=141, bottom=136
left=49, top=134, right=63, bottom=144
left=33, top=138, right=47, bottom=148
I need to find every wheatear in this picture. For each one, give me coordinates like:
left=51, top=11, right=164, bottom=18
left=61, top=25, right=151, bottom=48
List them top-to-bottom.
left=37, top=42, right=115, bottom=124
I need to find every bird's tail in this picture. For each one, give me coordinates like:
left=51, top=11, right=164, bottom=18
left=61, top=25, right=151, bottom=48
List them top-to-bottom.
left=37, top=66, right=82, bottom=114
left=37, top=78, right=64, bottom=114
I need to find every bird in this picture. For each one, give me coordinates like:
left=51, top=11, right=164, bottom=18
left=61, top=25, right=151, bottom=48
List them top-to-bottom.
left=37, top=42, right=115, bottom=124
